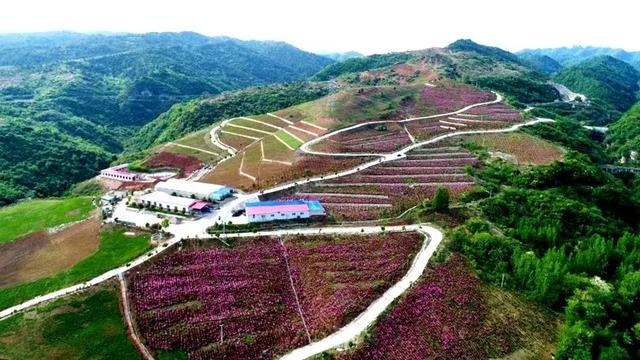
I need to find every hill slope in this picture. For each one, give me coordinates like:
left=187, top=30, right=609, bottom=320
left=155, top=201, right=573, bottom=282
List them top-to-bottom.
left=0, top=32, right=333, bottom=204
left=518, top=53, right=563, bottom=74
left=554, top=56, right=640, bottom=113
left=606, top=102, right=640, bottom=164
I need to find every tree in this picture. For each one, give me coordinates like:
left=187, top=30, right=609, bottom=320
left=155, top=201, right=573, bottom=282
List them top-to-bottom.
left=432, top=187, right=450, bottom=212
left=161, top=218, right=170, bottom=228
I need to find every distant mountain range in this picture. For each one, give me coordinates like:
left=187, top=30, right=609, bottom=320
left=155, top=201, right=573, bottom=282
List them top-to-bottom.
left=0, top=31, right=334, bottom=204
left=518, top=46, right=640, bottom=70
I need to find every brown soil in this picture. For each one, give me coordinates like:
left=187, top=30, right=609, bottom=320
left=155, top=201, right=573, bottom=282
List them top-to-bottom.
left=0, top=215, right=101, bottom=287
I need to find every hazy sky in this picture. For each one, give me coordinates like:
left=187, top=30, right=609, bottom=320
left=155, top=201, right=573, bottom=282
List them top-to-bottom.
left=1, top=0, right=638, bottom=54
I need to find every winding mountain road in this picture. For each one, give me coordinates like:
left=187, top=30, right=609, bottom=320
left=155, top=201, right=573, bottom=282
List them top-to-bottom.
left=1, top=90, right=557, bottom=359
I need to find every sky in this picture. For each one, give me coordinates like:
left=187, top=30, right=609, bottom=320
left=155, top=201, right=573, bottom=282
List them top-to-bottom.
left=0, top=0, right=638, bottom=54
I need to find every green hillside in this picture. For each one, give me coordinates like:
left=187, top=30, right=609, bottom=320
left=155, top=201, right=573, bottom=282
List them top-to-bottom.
left=0, top=32, right=333, bottom=205
left=447, top=39, right=522, bottom=64
left=311, top=52, right=413, bottom=81
left=518, top=53, right=563, bottom=74
left=554, top=56, right=640, bottom=112
left=606, top=102, right=640, bottom=164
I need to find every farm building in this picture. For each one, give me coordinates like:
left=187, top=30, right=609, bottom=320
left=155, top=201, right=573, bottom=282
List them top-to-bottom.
left=100, top=164, right=140, bottom=182
left=155, top=179, right=232, bottom=201
left=135, top=192, right=213, bottom=214
left=245, top=200, right=325, bottom=223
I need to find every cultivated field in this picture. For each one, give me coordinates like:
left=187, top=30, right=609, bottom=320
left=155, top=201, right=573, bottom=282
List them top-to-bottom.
left=201, top=82, right=520, bottom=191
left=463, top=132, right=564, bottom=165
left=274, top=145, right=479, bottom=221
left=0, top=215, right=100, bottom=288
left=0, top=226, right=150, bottom=310
left=127, top=232, right=423, bottom=359
left=340, top=255, right=560, bottom=359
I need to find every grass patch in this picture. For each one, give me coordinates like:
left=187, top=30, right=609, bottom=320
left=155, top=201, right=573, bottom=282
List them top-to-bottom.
left=230, top=118, right=279, bottom=133
left=173, top=126, right=218, bottom=151
left=275, top=130, right=303, bottom=149
left=162, top=144, right=220, bottom=163
left=0, top=197, right=94, bottom=245
left=0, top=226, right=151, bottom=310
left=0, top=282, right=139, bottom=360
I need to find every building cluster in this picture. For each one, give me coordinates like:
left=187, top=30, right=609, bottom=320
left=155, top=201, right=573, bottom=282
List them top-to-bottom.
left=100, top=164, right=141, bottom=182
left=134, top=179, right=233, bottom=215
left=245, top=199, right=325, bottom=223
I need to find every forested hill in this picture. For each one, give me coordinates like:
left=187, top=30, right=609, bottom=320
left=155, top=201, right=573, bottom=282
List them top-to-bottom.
left=0, top=32, right=333, bottom=205
left=0, top=32, right=333, bottom=126
left=554, top=56, right=639, bottom=113
left=607, top=102, right=640, bottom=164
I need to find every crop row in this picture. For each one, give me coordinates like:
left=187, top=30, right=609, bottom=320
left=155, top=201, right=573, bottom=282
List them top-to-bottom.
left=421, top=85, right=494, bottom=113
left=379, top=158, right=479, bottom=168
left=361, top=166, right=467, bottom=175
left=322, top=174, right=474, bottom=184
left=277, top=194, right=391, bottom=205
left=128, top=233, right=422, bottom=358
left=341, top=255, right=516, bottom=359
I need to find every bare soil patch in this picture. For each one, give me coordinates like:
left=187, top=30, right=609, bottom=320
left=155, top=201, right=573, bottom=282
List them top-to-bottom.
left=0, top=215, right=101, bottom=287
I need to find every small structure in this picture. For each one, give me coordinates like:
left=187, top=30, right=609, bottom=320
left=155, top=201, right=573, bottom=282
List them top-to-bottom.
left=100, top=164, right=140, bottom=182
left=155, top=179, right=232, bottom=202
left=135, top=192, right=212, bottom=215
left=100, top=194, right=118, bottom=206
left=245, top=200, right=325, bottom=223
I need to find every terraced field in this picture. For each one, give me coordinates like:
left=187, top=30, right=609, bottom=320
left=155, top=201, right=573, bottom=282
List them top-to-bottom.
left=274, top=145, right=478, bottom=221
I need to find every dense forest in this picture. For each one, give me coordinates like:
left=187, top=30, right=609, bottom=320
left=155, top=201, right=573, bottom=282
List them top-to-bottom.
left=0, top=32, right=334, bottom=204
left=554, top=56, right=639, bottom=114
left=606, top=102, right=640, bottom=165
left=454, top=150, right=640, bottom=358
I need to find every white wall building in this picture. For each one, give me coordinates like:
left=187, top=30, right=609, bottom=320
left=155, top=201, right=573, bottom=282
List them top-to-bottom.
left=155, top=179, right=232, bottom=201
left=135, top=192, right=197, bottom=213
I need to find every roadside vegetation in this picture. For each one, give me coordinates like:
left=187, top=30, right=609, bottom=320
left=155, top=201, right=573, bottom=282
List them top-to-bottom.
left=0, top=196, right=94, bottom=245
left=0, top=226, right=150, bottom=310
left=0, top=282, right=139, bottom=359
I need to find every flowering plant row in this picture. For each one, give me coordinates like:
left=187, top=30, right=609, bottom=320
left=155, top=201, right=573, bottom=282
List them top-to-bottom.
left=128, top=233, right=423, bottom=358
left=342, top=256, right=517, bottom=359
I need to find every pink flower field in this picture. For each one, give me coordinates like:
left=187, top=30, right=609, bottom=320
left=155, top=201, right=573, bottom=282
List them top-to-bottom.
left=421, top=85, right=494, bottom=113
left=275, top=147, right=478, bottom=221
left=128, top=232, right=423, bottom=358
left=341, top=255, right=517, bottom=359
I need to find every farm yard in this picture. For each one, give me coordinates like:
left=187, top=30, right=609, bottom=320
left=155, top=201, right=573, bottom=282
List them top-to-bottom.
left=273, top=145, right=479, bottom=221
left=127, top=232, right=423, bottom=359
